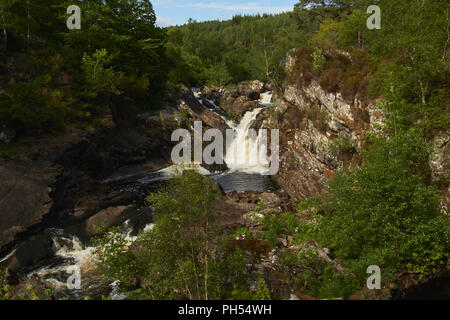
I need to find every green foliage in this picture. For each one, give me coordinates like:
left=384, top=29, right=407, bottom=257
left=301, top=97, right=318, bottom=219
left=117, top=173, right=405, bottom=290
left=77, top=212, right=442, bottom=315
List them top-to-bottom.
left=1, top=0, right=170, bottom=138
left=166, top=12, right=309, bottom=86
left=313, top=19, right=341, bottom=48
left=79, top=49, right=121, bottom=119
left=81, top=49, right=120, bottom=96
left=311, top=49, right=326, bottom=72
left=0, top=77, right=66, bottom=134
left=316, top=132, right=449, bottom=280
left=329, top=132, right=356, bottom=156
left=95, top=171, right=252, bottom=300
left=260, top=211, right=301, bottom=245
left=260, top=213, right=285, bottom=245
left=93, top=226, right=138, bottom=282
left=232, top=227, right=254, bottom=240
left=279, top=245, right=358, bottom=299
left=302, top=265, right=358, bottom=299
left=0, top=268, right=53, bottom=300
left=0, top=269, right=12, bottom=300
left=253, top=277, right=271, bottom=300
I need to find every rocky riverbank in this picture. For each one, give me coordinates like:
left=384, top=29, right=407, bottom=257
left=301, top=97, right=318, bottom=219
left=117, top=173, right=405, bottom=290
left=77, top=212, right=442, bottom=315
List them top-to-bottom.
left=0, top=54, right=448, bottom=299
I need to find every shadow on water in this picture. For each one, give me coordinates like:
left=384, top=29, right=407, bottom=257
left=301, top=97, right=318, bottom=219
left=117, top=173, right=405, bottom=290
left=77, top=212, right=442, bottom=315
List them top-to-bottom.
left=210, top=171, right=278, bottom=193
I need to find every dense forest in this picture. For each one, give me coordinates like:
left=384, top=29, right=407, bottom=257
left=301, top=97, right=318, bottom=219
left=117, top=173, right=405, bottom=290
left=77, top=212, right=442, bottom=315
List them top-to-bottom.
left=0, top=0, right=449, bottom=300
left=0, top=0, right=448, bottom=138
left=0, top=0, right=168, bottom=137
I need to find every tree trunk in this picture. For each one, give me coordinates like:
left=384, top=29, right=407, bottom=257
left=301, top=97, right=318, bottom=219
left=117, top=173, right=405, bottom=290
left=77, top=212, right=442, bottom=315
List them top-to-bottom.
left=1, top=8, right=7, bottom=53
left=419, top=79, right=427, bottom=104
left=190, top=242, right=201, bottom=300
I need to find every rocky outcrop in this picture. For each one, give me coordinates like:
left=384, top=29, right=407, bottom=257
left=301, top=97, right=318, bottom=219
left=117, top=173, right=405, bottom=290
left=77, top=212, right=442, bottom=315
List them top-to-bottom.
left=269, top=51, right=384, bottom=201
left=199, top=81, right=268, bottom=121
left=177, top=86, right=230, bottom=131
left=219, top=93, right=260, bottom=120
left=0, top=114, right=172, bottom=272
left=430, top=134, right=450, bottom=214
left=0, top=161, right=61, bottom=249
left=85, top=205, right=132, bottom=237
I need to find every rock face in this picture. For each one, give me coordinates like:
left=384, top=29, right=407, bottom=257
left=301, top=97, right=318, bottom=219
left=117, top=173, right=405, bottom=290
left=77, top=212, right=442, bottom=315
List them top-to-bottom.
left=268, top=51, right=384, bottom=201
left=200, top=81, right=267, bottom=121
left=177, top=86, right=230, bottom=131
left=219, top=93, right=260, bottom=120
left=0, top=114, right=172, bottom=271
left=0, top=161, right=61, bottom=248
left=85, top=205, right=132, bottom=237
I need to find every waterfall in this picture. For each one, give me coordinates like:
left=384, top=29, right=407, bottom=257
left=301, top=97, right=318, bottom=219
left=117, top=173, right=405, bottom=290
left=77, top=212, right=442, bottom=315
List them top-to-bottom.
left=190, top=87, right=273, bottom=175
left=259, top=91, right=273, bottom=106
left=224, top=108, right=271, bottom=175
left=27, top=221, right=154, bottom=299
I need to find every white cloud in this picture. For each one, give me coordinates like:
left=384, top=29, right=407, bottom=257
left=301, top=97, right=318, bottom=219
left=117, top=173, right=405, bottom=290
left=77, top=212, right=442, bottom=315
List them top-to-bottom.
left=181, top=2, right=292, bottom=14
left=156, top=15, right=174, bottom=27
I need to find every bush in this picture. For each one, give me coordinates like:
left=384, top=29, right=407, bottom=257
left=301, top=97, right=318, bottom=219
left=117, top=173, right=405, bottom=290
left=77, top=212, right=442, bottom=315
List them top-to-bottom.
left=288, top=47, right=315, bottom=86
left=311, top=49, right=326, bottom=72
left=319, top=68, right=343, bottom=92
left=0, top=77, right=66, bottom=135
left=307, top=107, right=330, bottom=132
left=328, top=132, right=356, bottom=156
left=316, top=133, right=449, bottom=281
left=95, top=171, right=253, bottom=300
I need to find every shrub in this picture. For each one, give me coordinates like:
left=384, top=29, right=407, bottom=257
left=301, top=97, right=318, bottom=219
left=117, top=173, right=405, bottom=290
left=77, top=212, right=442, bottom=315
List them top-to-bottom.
left=288, top=47, right=314, bottom=86
left=311, top=49, right=326, bottom=72
left=319, top=68, right=343, bottom=92
left=0, top=77, right=66, bottom=135
left=307, top=107, right=330, bottom=132
left=328, top=132, right=356, bottom=156
left=316, top=133, right=449, bottom=282
left=95, top=171, right=253, bottom=300
left=253, top=277, right=271, bottom=300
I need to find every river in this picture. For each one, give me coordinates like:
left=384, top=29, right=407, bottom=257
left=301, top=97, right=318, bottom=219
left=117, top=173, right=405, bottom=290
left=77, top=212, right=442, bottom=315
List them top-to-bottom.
left=16, top=88, right=277, bottom=299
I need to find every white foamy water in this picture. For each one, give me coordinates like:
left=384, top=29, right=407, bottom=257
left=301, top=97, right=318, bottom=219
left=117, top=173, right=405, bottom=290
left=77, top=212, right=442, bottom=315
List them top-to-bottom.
left=190, top=87, right=274, bottom=175
left=259, top=91, right=273, bottom=106
left=224, top=108, right=271, bottom=175
left=136, top=163, right=211, bottom=184
left=158, top=163, right=211, bottom=177
left=27, top=222, right=154, bottom=299
left=27, top=231, right=101, bottom=298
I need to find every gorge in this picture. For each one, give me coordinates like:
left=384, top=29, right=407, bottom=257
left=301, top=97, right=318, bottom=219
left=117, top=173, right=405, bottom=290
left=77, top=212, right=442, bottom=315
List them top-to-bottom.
left=0, top=0, right=448, bottom=300
left=1, top=63, right=448, bottom=299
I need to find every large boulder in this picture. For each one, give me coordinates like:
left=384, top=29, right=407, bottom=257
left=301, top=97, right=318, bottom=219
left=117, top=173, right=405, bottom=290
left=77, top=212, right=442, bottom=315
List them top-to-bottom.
left=237, top=80, right=265, bottom=100
left=178, top=86, right=230, bottom=131
left=219, top=91, right=260, bottom=121
left=0, top=161, right=61, bottom=249
left=85, top=205, right=132, bottom=237
left=0, top=233, right=54, bottom=272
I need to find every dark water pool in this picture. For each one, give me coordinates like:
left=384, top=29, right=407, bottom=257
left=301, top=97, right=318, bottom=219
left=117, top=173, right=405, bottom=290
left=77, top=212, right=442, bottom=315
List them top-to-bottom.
left=210, top=171, right=278, bottom=193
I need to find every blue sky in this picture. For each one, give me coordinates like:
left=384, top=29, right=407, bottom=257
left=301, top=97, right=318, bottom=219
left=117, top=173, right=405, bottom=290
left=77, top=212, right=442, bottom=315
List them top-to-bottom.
left=152, top=0, right=298, bottom=27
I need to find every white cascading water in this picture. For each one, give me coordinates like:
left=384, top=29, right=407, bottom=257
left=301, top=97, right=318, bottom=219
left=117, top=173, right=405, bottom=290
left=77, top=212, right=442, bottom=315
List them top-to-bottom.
left=192, top=87, right=274, bottom=175
left=16, top=89, right=274, bottom=299
left=259, top=91, right=273, bottom=106
left=224, top=107, right=271, bottom=175
left=27, top=221, right=154, bottom=299
left=28, top=232, right=101, bottom=299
